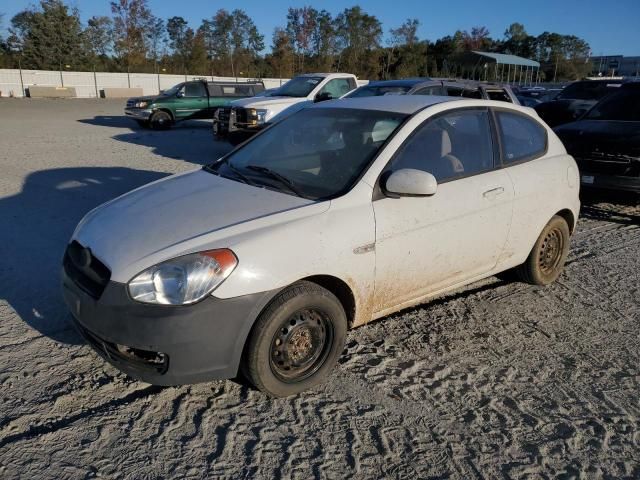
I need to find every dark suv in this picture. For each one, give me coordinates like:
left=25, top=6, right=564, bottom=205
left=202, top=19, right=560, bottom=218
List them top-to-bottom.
left=534, top=79, right=625, bottom=127
left=554, top=82, right=640, bottom=193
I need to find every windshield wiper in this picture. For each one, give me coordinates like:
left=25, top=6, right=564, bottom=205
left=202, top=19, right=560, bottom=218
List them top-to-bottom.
left=205, top=161, right=257, bottom=187
left=245, top=165, right=305, bottom=197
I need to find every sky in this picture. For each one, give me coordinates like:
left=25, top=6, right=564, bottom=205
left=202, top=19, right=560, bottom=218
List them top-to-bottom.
left=1, top=0, right=639, bottom=56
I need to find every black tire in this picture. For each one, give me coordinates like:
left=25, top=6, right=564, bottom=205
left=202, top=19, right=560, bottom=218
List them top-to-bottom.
left=150, top=110, right=172, bottom=129
left=135, top=119, right=149, bottom=128
left=516, top=215, right=571, bottom=285
left=243, top=281, right=347, bottom=397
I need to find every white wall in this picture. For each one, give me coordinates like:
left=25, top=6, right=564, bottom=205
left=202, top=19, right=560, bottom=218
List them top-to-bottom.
left=0, top=69, right=290, bottom=98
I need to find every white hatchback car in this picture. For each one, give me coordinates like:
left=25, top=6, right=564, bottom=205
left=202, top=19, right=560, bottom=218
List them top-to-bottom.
left=63, top=96, right=580, bottom=396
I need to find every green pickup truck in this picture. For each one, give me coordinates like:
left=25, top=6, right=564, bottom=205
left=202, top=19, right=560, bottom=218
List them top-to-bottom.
left=125, top=80, right=265, bottom=129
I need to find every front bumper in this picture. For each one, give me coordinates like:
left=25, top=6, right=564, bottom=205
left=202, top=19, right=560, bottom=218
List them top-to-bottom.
left=213, top=107, right=264, bottom=139
left=125, top=108, right=153, bottom=120
left=580, top=172, right=640, bottom=193
left=62, top=267, right=277, bottom=385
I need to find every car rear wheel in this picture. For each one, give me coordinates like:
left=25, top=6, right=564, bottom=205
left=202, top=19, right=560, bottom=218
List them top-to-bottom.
left=150, top=111, right=172, bottom=129
left=516, top=215, right=571, bottom=285
left=242, top=281, right=347, bottom=397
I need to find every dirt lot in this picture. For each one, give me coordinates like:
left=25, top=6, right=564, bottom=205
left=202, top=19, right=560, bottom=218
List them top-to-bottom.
left=0, top=99, right=639, bottom=479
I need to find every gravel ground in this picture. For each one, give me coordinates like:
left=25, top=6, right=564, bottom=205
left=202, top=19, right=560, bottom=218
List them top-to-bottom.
left=0, top=99, right=639, bottom=479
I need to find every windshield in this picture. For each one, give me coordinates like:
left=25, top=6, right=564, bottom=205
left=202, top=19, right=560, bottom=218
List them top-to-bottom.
left=273, top=76, right=324, bottom=98
left=557, top=81, right=621, bottom=101
left=162, top=83, right=184, bottom=96
left=346, top=85, right=411, bottom=98
left=585, top=89, right=640, bottom=121
left=208, top=108, right=407, bottom=200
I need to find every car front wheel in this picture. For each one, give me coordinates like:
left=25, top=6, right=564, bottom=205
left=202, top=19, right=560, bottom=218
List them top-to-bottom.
left=150, top=110, right=172, bottom=129
left=517, top=215, right=571, bottom=285
left=242, top=281, right=347, bottom=397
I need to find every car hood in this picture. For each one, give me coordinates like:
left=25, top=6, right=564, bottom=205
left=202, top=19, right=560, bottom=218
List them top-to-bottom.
left=127, top=95, right=161, bottom=103
left=230, top=96, right=308, bottom=110
left=554, top=119, right=640, bottom=154
left=73, top=169, right=317, bottom=281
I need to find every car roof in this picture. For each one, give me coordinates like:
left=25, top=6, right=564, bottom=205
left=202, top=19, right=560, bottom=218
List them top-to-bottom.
left=298, top=72, right=353, bottom=78
left=366, top=79, right=431, bottom=88
left=311, top=95, right=460, bottom=114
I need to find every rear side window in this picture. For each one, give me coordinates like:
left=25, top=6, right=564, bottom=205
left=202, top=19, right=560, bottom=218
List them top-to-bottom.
left=319, top=78, right=353, bottom=99
left=185, top=82, right=207, bottom=97
left=413, top=86, right=444, bottom=96
left=461, top=89, right=482, bottom=99
left=487, top=89, right=512, bottom=103
left=386, top=108, right=494, bottom=182
left=496, top=111, right=547, bottom=164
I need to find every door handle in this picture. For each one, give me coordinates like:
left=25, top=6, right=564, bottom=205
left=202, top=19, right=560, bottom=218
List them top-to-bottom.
left=483, top=187, right=505, bottom=199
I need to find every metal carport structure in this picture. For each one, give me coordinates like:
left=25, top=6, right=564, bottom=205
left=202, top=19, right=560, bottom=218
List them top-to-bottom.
left=448, top=51, right=541, bottom=85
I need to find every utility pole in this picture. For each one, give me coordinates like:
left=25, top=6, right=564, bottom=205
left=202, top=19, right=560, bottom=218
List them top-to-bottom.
left=553, top=54, right=559, bottom=83
left=18, top=57, right=25, bottom=97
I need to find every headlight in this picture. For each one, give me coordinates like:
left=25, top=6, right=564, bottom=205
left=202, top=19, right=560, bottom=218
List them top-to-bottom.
left=135, top=101, right=149, bottom=108
left=247, top=108, right=269, bottom=124
left=255, top=109, right=269, bottom=124
left=128, top=249, right=237, bottom=305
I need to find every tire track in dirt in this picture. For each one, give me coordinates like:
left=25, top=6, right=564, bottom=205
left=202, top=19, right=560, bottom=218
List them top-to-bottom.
left=0, top=384, right=164, bottom=448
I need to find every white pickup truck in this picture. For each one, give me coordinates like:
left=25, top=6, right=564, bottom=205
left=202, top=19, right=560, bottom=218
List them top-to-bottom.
left=213, top=73, right=359, bottom=144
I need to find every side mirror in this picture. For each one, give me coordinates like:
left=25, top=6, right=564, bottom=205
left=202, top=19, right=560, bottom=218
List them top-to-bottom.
left=176, top=91, right=184, bottom=98
left=314, top=92, right=333, bottom=103
left=384, top=169, right=438, bottom=197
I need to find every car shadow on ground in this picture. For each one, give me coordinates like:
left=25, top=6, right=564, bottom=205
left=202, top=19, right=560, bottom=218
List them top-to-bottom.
left=77, top=115, right=140, bottom=129
left=78, top=116, right=234, bottom=166
left=78, top=116, right=213, bottom=131
left=112, top=128, right=234, bottom=166
left=0, top=167, right=168, bottom=344
left=580, top=190, right=640, bottom=225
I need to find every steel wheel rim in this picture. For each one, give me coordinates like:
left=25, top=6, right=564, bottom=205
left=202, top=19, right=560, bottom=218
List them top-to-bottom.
left=155, top=113, right=169, bottom=125
left=538, top=227, right=564, bottom=275
left=269, top=308, right=333, bottom=383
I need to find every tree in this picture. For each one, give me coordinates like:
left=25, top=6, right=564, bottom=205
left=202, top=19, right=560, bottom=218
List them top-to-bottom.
left=9, top=0, right=86, bottom=70
left=110, top=0, right=156, bottom=70
left=286, top=6, right=318, bottom=72
left=334, top=6, right=382, bottom=78
left=201, top=9, right=263, bottom=77
left=312, top=9, right=337, bottom=71
left=0, top=14, right=9, bottom=68
left=166, top=15, right=189, bottom=68
left=84, top=16, right=112, bottom=58
left=146, top=17, right=165, bottom=63
left=390, top=18, right=419, bottom=47
left=384, top=19, right=425, bottom=79
left=503, top=23, right=535, bottom=58
left=462, top=26, right=491, bottom=51
left=266, top=27, right=295, bottom=79
left=534, top=32, right=590, bottom=81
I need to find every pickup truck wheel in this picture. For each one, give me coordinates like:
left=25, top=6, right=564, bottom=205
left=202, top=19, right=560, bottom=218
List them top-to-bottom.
left=150, top=111, right=172, bottom=129
left=516, top=215, right=570, bottom=285
left=243, top=281, right=347, bottom=397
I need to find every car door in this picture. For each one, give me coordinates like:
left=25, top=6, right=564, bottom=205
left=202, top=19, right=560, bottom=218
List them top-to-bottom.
left=176, top=82, right=209, bottom=119
left=372, top=107, right=514, bottom=314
